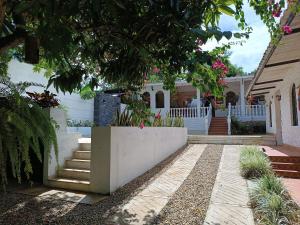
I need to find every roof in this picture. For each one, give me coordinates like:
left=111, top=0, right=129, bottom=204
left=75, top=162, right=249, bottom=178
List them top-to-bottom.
left=246, top=4, right=300, bottom=97
left=145, top=75, right=254, bottom=88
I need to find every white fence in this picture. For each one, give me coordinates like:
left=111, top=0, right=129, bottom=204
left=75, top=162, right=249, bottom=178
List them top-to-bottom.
left=231, top=105, right=266, bottom=121
left=169, top=107, right=209, bottom=118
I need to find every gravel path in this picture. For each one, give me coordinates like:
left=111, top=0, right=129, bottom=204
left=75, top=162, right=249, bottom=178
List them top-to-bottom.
left=0, top=144, right=223, bottom=225
left=152, top=144, right=223, bottom=225
left=0, top=145, right=190, bottom=225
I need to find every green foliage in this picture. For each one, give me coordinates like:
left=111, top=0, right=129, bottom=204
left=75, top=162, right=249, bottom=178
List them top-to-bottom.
left=1, top=0, right=292, bottom=94
left=0, top=78, right=58, bottom=189
left=124, top=96, right=154, bottom=127
left=112, top=109, right=133, bottom=127
left=164, top=115, right=174, bottom=127
left=173, top=117, right=184, bottom=128
left=231, top=118, right=266, bottom=135
left=67, top=120, right=94, bottom=127
left=240, top=146, right=272, bottom=179
left=250, top=174, right=300, bottom=225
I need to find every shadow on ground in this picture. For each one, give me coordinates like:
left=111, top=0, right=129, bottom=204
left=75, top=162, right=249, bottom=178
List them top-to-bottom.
left=0, top=146, right=187, bottom=225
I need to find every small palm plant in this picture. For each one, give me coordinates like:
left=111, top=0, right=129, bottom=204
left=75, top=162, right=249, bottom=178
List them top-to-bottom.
left=0, top=77, right=58, bottom=190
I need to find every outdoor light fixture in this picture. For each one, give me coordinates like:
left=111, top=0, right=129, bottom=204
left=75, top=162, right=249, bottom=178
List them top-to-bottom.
left=151, top=86, right=154, bottom=91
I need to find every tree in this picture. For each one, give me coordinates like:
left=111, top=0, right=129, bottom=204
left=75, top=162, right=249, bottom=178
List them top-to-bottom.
left=0, top=0, right=297, bottom=94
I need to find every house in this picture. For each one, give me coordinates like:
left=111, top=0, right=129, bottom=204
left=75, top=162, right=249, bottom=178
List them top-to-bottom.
left=247, top=11, right=300, bottom=147
left=142, top=75, right=266, bottom=135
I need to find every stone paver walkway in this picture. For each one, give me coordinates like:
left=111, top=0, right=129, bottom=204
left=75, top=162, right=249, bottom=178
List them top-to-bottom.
left=108, top=144, right=207, bottom=225
left=204, top=145, right=255, bottom=225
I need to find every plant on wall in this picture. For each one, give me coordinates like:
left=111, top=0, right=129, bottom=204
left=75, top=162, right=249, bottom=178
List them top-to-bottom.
left=0, top=77, right=58, bottom=189
left=26, top=90, right=60, bottom=108
left=111, top=109, right=133, bottom=127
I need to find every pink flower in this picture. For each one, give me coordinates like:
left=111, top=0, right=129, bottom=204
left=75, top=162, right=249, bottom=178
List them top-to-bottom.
left=272, top=3, right=282, bottom=17
left=282, top=25, right=293, bottom=34
left=212, top=59, right=229, bottom=76
left=152, top=67, right=160, bottom=74
left=143, top=72, right=148, bottom=80
left=218, top=78, right=227, bottom=86
left=155, top=113, right=161, bottom=119
left=139, top=121, right=145, bottom=129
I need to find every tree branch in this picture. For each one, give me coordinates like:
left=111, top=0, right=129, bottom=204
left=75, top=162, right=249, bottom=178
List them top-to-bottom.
left=0, top=0, right=6, bottom=29
left=0, top=29, right=26, bottom=54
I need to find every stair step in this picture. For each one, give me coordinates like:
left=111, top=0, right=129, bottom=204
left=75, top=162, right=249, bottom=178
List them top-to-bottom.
left=79, top=143, right=91, bottom=151
left=74, top=151, right=91, bottom=160
left=269, top=156, right=300, bottom=163
left=66, top=159, right=90, bottom=170
left=272, top=162, right=300, bottom=171
left=58, top=168, right=90, bottom=180
left=273, top=169, right=300, bottom=178
left=47, top=178, right=90, bottom=192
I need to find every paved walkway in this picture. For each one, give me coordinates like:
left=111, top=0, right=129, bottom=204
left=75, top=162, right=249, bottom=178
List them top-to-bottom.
left=107, top=144, right=207, bottom=224
left=204, top=145, right=255, bottom=225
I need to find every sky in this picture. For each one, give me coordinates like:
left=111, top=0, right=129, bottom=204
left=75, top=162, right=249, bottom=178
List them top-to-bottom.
left=202, top=2, right=271, bottom=73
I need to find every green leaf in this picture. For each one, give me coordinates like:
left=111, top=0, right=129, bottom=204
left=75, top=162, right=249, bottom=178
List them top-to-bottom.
left=218, top=5, right=236, bottom=16
left=223, top=31, right=232, bottom=40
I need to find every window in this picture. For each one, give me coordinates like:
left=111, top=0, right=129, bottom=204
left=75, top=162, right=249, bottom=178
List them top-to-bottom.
left=291, top=84, right=298, bottom=126
left=156, top=91, right=164, bottom=108
left=269, top=101, right=272, bottom=127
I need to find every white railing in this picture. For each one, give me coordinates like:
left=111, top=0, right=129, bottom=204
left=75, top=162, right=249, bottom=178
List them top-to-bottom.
left=227, top=103, right=231, bottom=135
left=205, top=104, right=212, bottom=135
left=231, top=105, right=266, bottom=119
left=169, top=107, right=209, bottom=118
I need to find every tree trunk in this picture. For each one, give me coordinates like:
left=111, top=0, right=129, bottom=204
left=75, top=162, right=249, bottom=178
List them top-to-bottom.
left=0, top=0, right=6, bottom=30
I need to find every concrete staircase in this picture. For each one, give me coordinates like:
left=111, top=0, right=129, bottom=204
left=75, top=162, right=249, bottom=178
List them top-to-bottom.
left=208, top=117, right=228, bottom=135
left=188, top=135, right=277, bottom=145
left=47, top=139, right=91, bottom=192
left=269, top=156, right=300, bottom=178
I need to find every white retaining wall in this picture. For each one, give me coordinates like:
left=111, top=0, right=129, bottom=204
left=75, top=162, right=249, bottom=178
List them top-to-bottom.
left=8, top=59, right=94, bottom=121
left=43, top=109, right=81, bottom=184
left=90, top=127, right=188, bottom=194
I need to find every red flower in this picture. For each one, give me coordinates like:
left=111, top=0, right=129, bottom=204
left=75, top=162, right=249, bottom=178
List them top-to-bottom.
left=272, top=3, right=282, bottom=17
left=282, top=25, right=293, bottom=34
left=212, top=59, right=229, bottom=77
left=152, top=67, right=160, bottom=74
left=218, top=78, right=227, bottom=86
left=155, top=112, right=161, bottom=119
left=139, top=121, right=145, bottom=129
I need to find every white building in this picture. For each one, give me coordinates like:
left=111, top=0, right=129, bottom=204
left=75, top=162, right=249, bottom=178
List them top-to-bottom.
left=247, top=11, right=300, bottom=147
left=143, top=75, right=266, bottom=135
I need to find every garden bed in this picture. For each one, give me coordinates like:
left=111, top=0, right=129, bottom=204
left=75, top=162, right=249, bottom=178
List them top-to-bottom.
left=240, top=146, right=300, bottom=225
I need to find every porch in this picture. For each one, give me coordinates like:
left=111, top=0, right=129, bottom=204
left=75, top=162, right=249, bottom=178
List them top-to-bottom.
left=143, top=81, right=266, bottom=134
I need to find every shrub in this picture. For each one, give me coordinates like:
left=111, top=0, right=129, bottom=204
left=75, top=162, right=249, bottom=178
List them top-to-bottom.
left=232, top=118, right=266, bottom=135
left=240, top=146, right=272, bottom=179
left=250, top=174, right=299, bottom=225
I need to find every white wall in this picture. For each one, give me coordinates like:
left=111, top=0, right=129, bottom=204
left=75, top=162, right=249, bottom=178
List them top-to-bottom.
left=8, top=59, right=94, bottom=121
left=265, top=63, right=300, bottom=147
left=43, top=109, right=81, bottom=184
left=90, top=127, right=187, bottom=194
